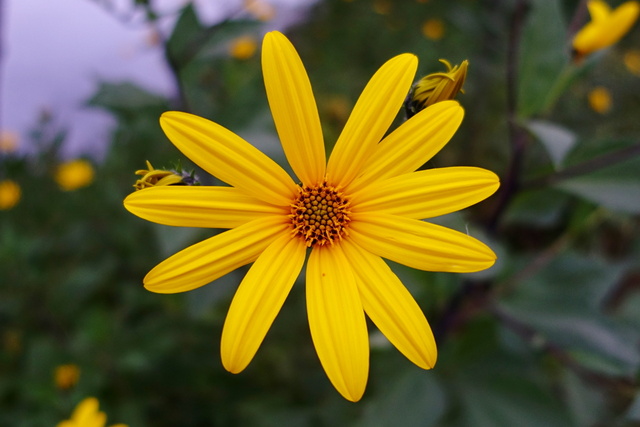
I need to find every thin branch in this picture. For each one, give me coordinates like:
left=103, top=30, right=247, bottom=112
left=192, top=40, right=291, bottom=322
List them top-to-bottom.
left=487, top=0, right=531, bottom=233
left=525, top=142, right=640, bottom=189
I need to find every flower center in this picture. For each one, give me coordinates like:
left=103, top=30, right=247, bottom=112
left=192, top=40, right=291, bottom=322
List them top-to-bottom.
left=290, top=181, right=351, bottom=247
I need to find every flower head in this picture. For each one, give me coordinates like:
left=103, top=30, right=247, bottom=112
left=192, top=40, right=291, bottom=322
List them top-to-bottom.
left=572, top=0, right=640, bottom=60
left=124, top=31, right=499, bottom=401
left=405, top=59, right=468, bottom=118
left=55, top=159, right=94, bottom=191
left=0, top=180, right=21, bottom=210
left=57, top=397, right=126, bottom=427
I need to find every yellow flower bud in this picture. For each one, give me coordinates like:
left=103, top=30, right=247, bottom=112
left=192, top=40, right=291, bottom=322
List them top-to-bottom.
left=405, top=59, right=468, bottom=118
left=133, top=161, right=196, bottom=191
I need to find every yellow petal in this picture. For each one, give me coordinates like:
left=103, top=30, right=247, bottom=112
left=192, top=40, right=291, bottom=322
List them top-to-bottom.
left=588, top=0, right=611, bottom=21
left=573, top=1, right=639, bottom=54
left=262, top=31, right=326, bottom=186
left=326, top=54, right=418, bottom=188
left=347, top=100, right=464, bottom=193
left=160, top=111, right=297, bottom=205
left=351, top=167, right=499, bottom=219
left=124, top=186, right=287, bottom=229
left=349, top=213, right=496, bottom=273
left=144, top=216, right=288, bottom=293
left=221, top=234, right=306, bottom=373
left=341, top=240, right=437, bottom=369
left=306, top=245, right=369, bottom=402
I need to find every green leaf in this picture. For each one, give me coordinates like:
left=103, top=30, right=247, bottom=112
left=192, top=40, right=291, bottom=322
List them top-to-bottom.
left=517, top=0, right=568, bottom=117
left=166, top=4, right=204, bottom=66
left=87, top=82, right=168, bottom=116
left=525, top=119, right=577, bottom=169
left=556, top=155, right=640, bottom=214
left=498, top=253, right=639, bottom=375
left=360, top=370, right=446, bottom=427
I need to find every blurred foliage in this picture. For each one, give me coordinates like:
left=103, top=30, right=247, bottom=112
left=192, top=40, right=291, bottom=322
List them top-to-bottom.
left=2, top=0, right=640, bottom=425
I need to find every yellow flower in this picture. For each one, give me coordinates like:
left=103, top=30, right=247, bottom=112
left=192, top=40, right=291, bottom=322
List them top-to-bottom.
left=572, top=0, right=640, bottom=59
left=422, top=18, right=445, bottom=40
left=124, top=31, right=498, bottom=402
left=229, top=35, right=258, bottom=60
left=624, top=49, right=640, bottom=75
left=405, top=59, right=468, bottom=118
left=588, top=86, right=613, bottom=113
left=55, top=159, right=95, bottom=191
left=133, top=161, right=190, bottom=191
left=0, top=180, right=21, bottom=210
left=54, top=364, right=80, bottom=390
left=57, top=397, right=127, bottom=427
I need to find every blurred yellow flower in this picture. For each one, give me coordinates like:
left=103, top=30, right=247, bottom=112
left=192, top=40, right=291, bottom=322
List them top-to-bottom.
left=244, top=0, right=275, bottom=21
left=373, top=0, right=392, bottom=15
left=573, top=0, right=640, bottom=59
left=422, top=18, right=445, bottom=40
left=125, top=32, right=498, bottom=401
left=229, top=35, right=258, bottom=60
left=624, top=49, right=640, bottom=75
left=406, top=59, right=468, bottom=117
left=588, top=86, right=613, bottom=113
left=0, top=130, right=19, bottom=153
left=55, top=159, right=95, bottom=191
left=133, top=161, right=189, bottom=191
left=0, top=179, right=21, bottom=210
left=54, top=364, right=80, bottom=390
left=57, top=397, right=127, bottom=427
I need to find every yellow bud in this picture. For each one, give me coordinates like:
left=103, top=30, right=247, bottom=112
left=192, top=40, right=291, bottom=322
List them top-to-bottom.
left=624, top=49, right=640, bottom=76
left=405, top=59, right=468, bottom=118
left=133, top=161, right=195, bottom=191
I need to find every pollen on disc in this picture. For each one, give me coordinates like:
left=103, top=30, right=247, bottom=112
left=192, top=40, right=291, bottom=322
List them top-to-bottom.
left=289, top=181, right=351, bottom=247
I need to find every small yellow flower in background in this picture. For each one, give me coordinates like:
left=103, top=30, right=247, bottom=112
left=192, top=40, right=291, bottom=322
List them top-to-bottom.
left=244, top=0, right=275, bottom=21
left=373, top=0, right=392, bottom=15
left=572, top=0, right=640, bottom=60
left=422, top=18, right=445, bottom=40
left=124, top=31, right=498, bottom=402
left=229, top=35, right=258, bottom=60
left=624, top=49, right=640, bottom=75
left=405, top=59, right=468, bottom=118
left=588, top=86, right=613, bottom=113
left=0, top=130, right=19, bottom=153
left=55, top=159, right=95, bottom=191
left=0, top=179, right=21, bottom=210
left=3, top=329, right=21, bottom=354
left=54, top=364, right=80, bottom=390
left=57, top=397, right=127, bottom=427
